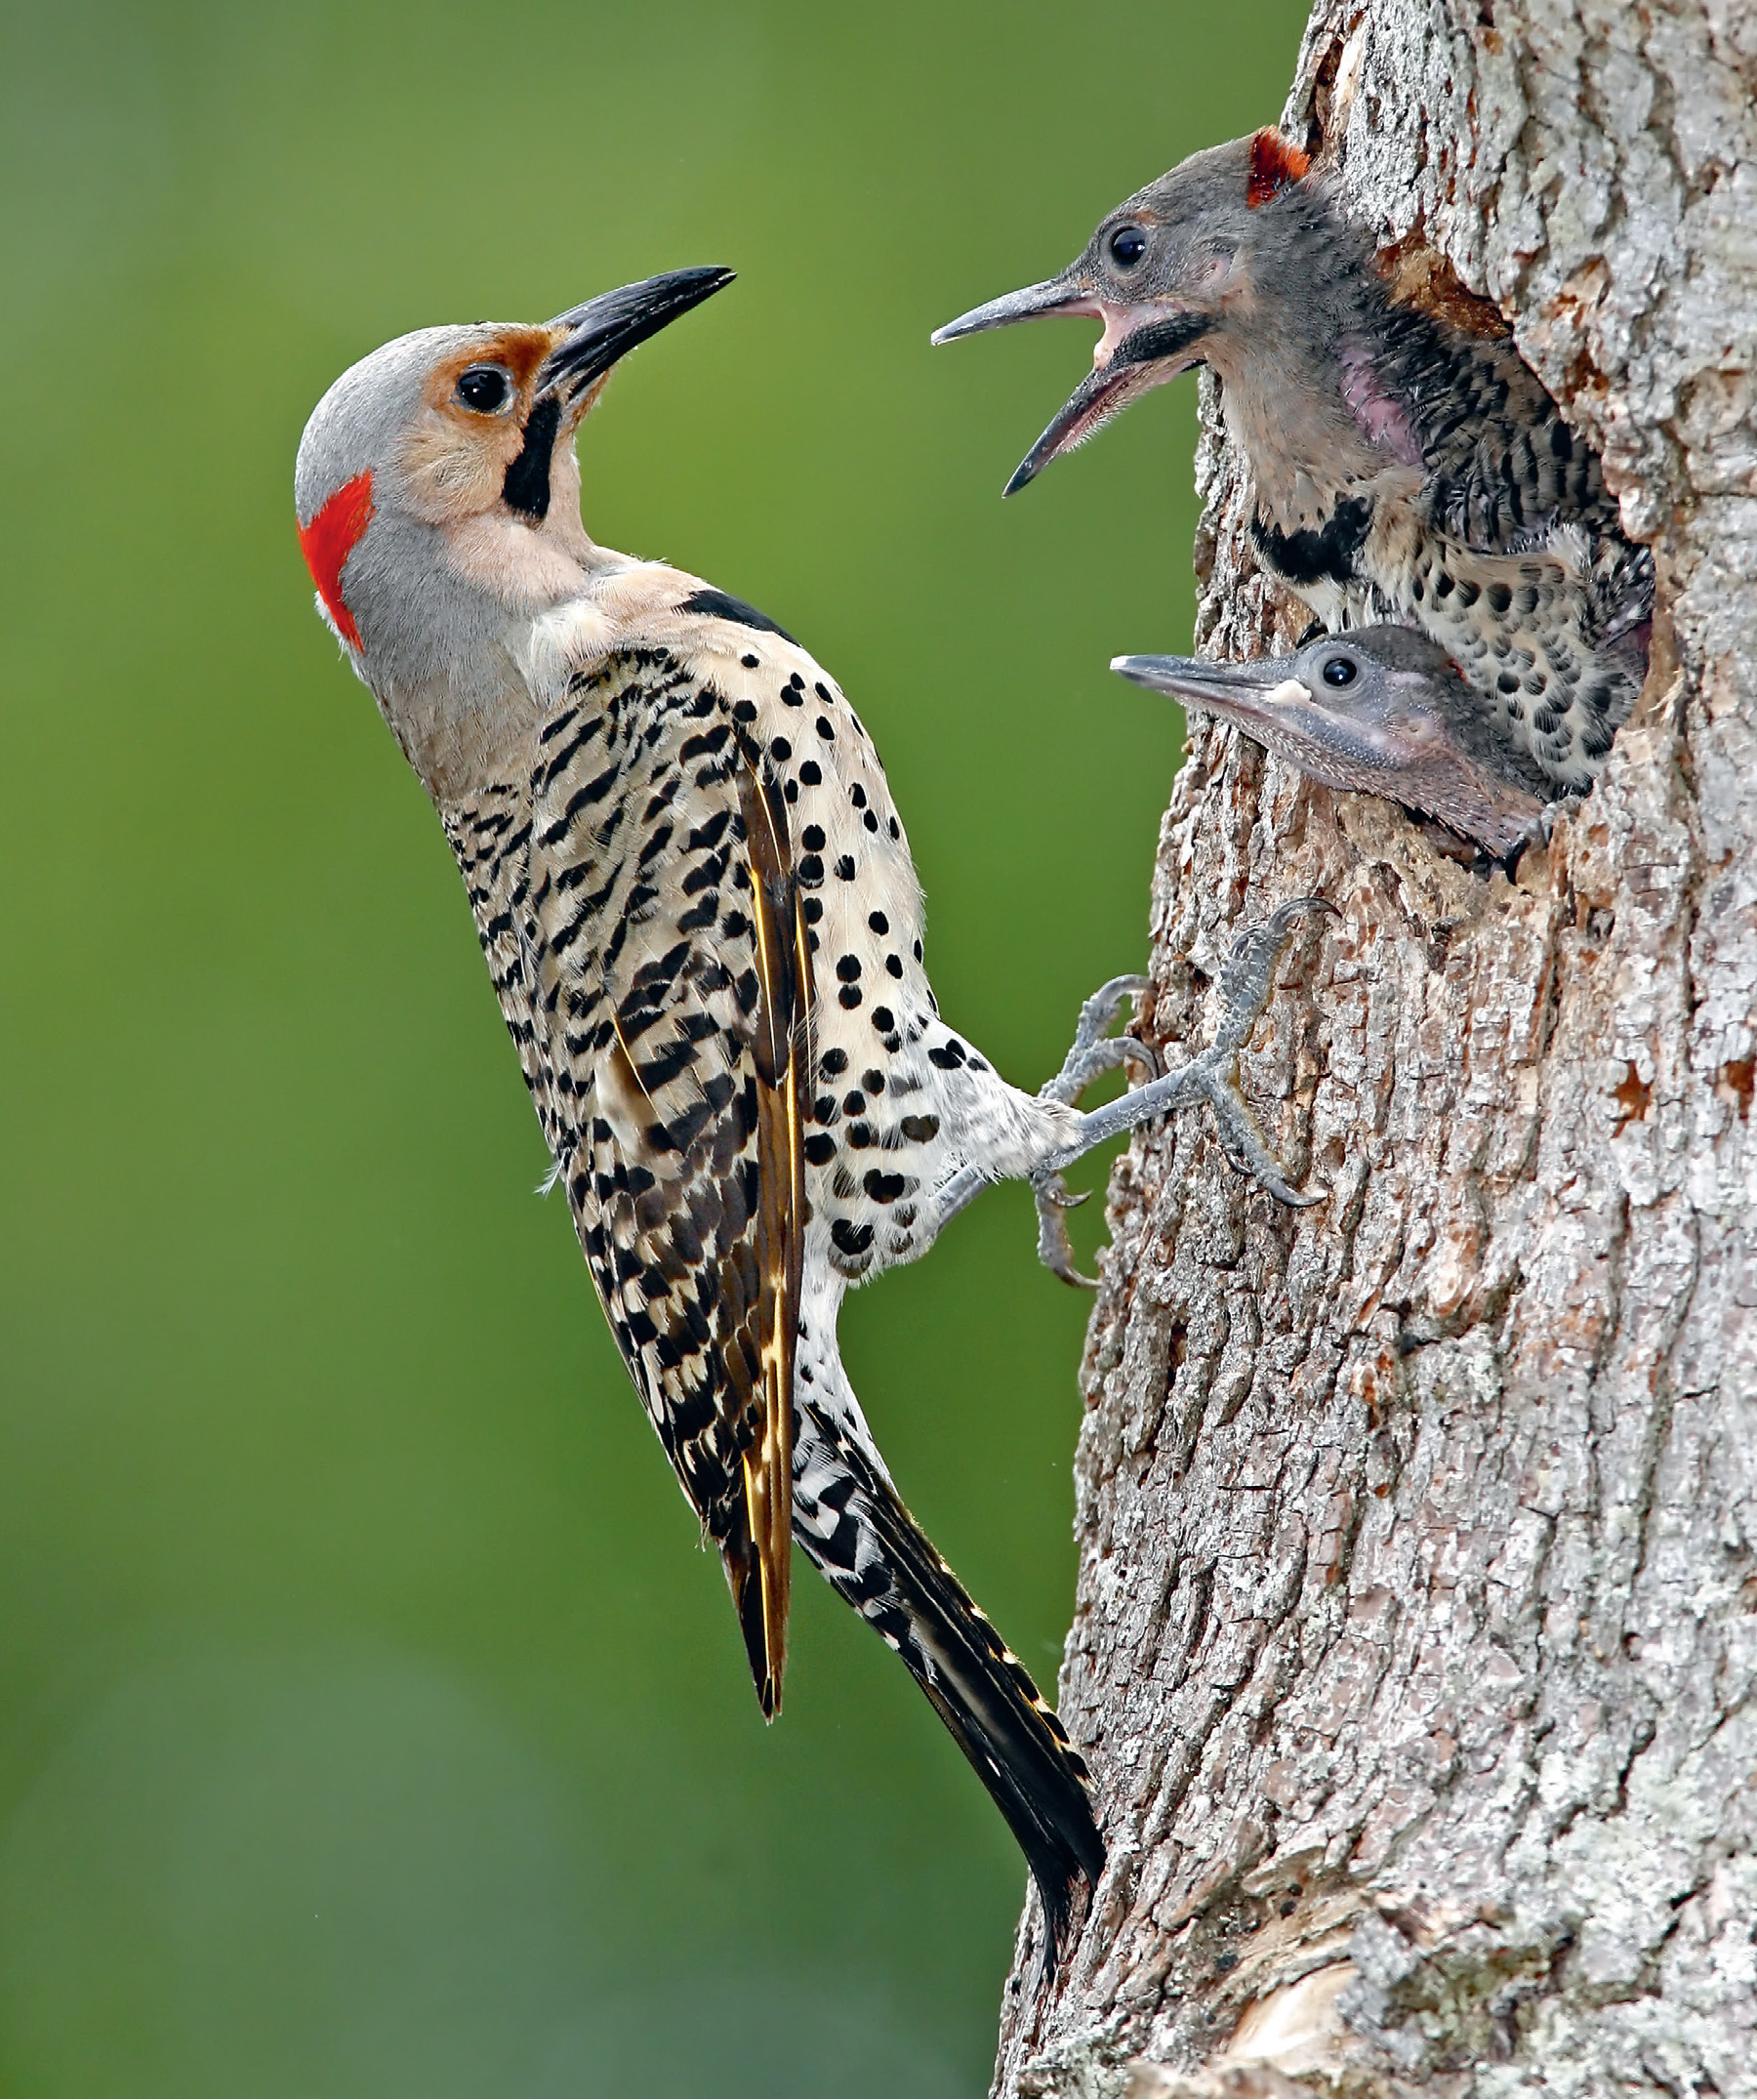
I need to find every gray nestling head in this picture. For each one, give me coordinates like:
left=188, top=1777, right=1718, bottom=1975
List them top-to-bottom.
left=933, top=131, right=1383, bottom=494
left=1113, top=627, right=1555, bottom=860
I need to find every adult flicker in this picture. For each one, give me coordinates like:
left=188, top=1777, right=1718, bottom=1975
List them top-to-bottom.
left=933, top=131, right=1654, bottom=791
left=294, top=268, right=1331, bottom=1947
left=1114, top=627, right=1555, bottom=862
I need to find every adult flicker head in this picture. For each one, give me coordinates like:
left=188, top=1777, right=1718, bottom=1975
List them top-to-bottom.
left=932, top=132, right=1338, bottom=494
left=294, top=268, right=734, bottom=722
left=1112, top=626, right=1552, bottom=860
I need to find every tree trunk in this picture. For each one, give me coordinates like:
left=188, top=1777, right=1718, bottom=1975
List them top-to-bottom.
left=995, top=2, right=1757, bottom=2090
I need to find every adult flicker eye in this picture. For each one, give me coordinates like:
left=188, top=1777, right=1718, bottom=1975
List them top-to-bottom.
left=1109, top=226, right=1148, bottom=268
left=456, top=364, right=513, bottom=414
left=1322, top=656, right=1359, bottom=687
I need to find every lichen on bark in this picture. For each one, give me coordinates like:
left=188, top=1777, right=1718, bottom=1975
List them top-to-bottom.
left=994, top=2, right=1757, bottom=2091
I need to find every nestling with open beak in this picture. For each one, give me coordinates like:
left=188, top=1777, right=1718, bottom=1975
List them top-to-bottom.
left=934, top=130, right=1654, bottom=792
left=295, top=268, right=1335, bottom=1952
left=1115, top=627, right=1559, bottom=861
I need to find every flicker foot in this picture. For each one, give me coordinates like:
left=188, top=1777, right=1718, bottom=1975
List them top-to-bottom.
left=1517, top=792, right=1586, bottom=857
left=1035, top=895, right=1336, bottom=1240
left=1039, top=974, right=1161, bottom=1107
left=1033, top=975, right=1160, bottom=1286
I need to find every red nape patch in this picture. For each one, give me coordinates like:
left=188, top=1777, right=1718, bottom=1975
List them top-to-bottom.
left=1246, top=129, right=1311, bottom=208
left=298, top=471, right=374, bottom=649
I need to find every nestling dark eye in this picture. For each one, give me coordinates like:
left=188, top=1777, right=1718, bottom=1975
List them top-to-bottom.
left=1109, top=226, right=1148, bottom=268
left=456, top=364, right=513, bottom=414
left=1322, top=656, right=1359, bottom=687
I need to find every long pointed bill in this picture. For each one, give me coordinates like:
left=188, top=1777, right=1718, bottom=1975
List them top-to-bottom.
left=538, top=267, right=736, bottom=402
left=930, top=272, right=1101, bottom=345
left=1006, top=309, right=1212, bottom=495
left=1112, top=653, right=1293, bottom=705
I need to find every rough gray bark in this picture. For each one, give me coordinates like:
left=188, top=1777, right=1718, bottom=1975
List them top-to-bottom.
left=995, top=2, right=1757, bottom=2091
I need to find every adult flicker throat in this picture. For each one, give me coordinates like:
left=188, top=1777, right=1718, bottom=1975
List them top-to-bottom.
left=933, top=129, right=1655, bottom=792
left=294, top=269, right=1331, bottom=1952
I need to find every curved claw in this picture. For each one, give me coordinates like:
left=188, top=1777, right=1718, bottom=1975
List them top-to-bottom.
left=1117, top=1034, right=1162, bottom=1084
left=1034, top=1172, right=1099, bottom=1289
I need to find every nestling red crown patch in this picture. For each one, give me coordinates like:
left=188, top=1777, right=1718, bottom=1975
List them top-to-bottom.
left=1246, top=130, right=1311, bottom=208
left=298, top=471, right=375, bottom=649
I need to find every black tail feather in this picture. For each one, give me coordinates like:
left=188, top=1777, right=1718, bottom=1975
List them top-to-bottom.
left=794, top=1398, right=1104, bottom=1958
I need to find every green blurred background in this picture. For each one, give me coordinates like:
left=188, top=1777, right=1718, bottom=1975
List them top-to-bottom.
left=0, top=2, right=1304, bottom=2090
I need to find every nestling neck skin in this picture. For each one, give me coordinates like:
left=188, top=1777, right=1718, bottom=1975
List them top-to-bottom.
left=1205, top=317, right=1410, bottom=533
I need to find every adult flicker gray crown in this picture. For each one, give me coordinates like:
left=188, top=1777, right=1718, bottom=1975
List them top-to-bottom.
left=933, top=130, right=1655, bottom=792
left=294, top=268, right=1333, bottom=1950
left=1114, top=627, right=1556, bottom=862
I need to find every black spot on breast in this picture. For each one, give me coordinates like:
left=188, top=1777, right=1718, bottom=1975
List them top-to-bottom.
left=503, top=395, right=561, bottom=518
left=1250, top=495, right=1371, bottom=588
left=1488, top=582, right=1513, bottom=614
left=676, top=587, right=797, bottom=642
left=741, top=653, right=759, bottom=670
left=816, top=716, right=835, bottom=741
left=771, top=737, right=792, bottom=761
left=799, top=761, right=822, bottom=786
left=850, top=784, right=867, bottom=808
left=863, top=810, right=879, bottom=833
left=886, top=817, right=899, bottom=840
left=802, top=824, right=826, bottom=851
left=835, top=855, right=856, bottom=880
left=801, top=895, right=823, bottom=924
left=868, top=910, right=888, bottom=935
left=912, top=940, right=922, bottom=962
left=836, top=955, right=861, bottom=981
left=885, top=955, right=903, bottom=978
left=838, top=985, right=863, bottom=1009
left=871, top=1007, right=895, bottom=1032
left=928, top=1039, right=967, bottom=1069
left=821, top=1048, right=848, bottom=1076
left=862, top=1069, right=884, bottom=1093
left=842, top=1091, right=865, bottom=1115
left=900, top=1114, right=940, bottom=1142
left=847, top=1123, right=875, bottom=1148
left=803, top=1133, right=838, bottom=1166
left=863, top=1171, right=907, bottom=1204
left=832, top=1219, right=874, bottom=1258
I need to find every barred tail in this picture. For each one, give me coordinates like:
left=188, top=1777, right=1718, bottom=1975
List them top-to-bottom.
left=793, top=1391, right=1104, bottom=1958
